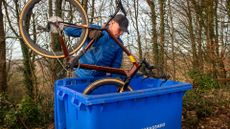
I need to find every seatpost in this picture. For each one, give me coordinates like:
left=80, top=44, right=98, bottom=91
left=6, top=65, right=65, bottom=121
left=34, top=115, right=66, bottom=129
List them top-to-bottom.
left=66, top=38, right=96, bottom=69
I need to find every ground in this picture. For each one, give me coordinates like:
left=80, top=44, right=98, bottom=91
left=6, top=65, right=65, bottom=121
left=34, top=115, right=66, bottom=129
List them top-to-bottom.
left=182, top=88, right=230, bottom=129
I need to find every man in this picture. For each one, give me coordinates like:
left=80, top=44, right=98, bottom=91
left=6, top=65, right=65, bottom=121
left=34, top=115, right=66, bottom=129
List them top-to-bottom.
left=50, top=14, right=129, bottom=78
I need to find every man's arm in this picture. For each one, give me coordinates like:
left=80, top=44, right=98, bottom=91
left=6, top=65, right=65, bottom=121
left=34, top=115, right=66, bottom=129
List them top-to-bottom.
left=64, top=24, right=102, bottom=38
left=64, top=27, right=82, bottom=37
left=110, top=48, right=123, bottom=78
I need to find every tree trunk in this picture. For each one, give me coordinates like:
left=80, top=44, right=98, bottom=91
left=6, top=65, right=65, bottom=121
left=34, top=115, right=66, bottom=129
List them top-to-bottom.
left=0, top=0, right=7, bottom=92
left=3, top=0, right=36, bottom=97
left=14, top=0, right=35, bottom=98
left=49, top=0, right=65, bottom=83
left=82, top=0, right=88, bottom=13
left=90, top=0, right=95, bottom=24
left=133, top=0, right=142, bottom=60
left=146, top=0, right=158, bottom=65
left=159, top=0, right=165, bottom=68
left=168, top=0, right=176, bottom=80
left=186, top=0, right=198, bottom=69
left=191, top=0, right=204, bottom=72
left=204, top=0, right=217, bottom=79
left=214, top=0, right=226, bottom=85
left=226, top=0, right=230, bottom=20
left=197, top=1, right=204, bottom=72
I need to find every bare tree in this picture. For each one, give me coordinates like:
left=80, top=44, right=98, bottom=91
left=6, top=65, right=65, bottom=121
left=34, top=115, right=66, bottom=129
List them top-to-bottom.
left=0, top=0, right=7, bottom=92
left=3, top=0, right=35, bottom=98
left=49, top=0, right=65, bottom=83
left=82, top=0, right=88, bottom=13
left=90, top=0, right=95, bottom=23
left=131, top=0, right=142, bottom=60
left=146, top=0, right=159, bottom=65
left=159, top=0, right=166, bottom=68
left=168, top=0, right=176, bottom=79
left=185, top=0, right=198, bottom=70
left=191, top=0, right=204, bottom=71
left=202, top=0, right=218, bottom=79
left=226, top=0, right=230, bottom=19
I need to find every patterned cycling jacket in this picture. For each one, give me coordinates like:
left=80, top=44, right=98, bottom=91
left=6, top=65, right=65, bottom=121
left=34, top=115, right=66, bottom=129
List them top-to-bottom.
left=64, top=25, right=123, bottom=78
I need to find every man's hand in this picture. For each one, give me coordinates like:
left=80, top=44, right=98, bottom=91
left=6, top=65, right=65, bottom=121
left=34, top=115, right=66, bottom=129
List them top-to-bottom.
left=48, top=16, right=64, bottom=33
left=88, top=30, right=102, bottom=40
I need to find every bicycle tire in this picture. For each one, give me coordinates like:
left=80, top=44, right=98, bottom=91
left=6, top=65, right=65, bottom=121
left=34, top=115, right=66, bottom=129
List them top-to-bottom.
left=19, top=0, right=89, bottom=58
left=83, top=78, right=133, bottom=95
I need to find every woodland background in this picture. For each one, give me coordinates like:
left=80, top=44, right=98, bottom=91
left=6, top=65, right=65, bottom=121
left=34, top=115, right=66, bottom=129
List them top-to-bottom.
left=0, top=0, right=230, bottom=128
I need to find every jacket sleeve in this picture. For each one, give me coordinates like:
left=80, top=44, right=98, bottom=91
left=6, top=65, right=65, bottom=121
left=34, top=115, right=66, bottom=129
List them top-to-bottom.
left=64, top=24, right=101, bottom=37
left=64, top=27, right=82, bottom=37
left=110, top=47, right=123, bottom=78
left=112, top=47, right=123, bottom=68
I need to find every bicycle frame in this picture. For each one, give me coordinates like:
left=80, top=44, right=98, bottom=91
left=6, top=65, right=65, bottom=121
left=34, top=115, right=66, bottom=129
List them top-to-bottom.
left=57, top=24, right=141, bottom=91
left=62, top=24, right=141, bottom=80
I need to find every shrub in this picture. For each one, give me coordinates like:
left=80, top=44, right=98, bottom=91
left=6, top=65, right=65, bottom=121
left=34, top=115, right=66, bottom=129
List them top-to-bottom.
left=188, top=69, right=219, bottom=90
left=182, top=89, right=214, bottom=128
left=0, top=93, right=11, bottom=126
left=3, top=96, right=42, bottom=128
left=17, top=96, right=42, bottom=127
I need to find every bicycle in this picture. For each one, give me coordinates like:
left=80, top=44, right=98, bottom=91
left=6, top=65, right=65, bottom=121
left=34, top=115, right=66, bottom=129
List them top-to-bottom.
left=19, top=0, right=169, bottom=95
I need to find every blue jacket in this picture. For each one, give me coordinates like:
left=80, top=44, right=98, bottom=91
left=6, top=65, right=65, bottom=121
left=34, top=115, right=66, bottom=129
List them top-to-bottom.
left=64, top=25, right=123, bottom=78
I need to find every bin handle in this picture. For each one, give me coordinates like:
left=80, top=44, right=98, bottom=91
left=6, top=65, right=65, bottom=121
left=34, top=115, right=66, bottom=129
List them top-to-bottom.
left=57, top=90, right=67, bottom=101
left=71, top=97, right=80, bottom=120
left=72, top=97, right=79, bottom=106
left=72, top=97, right=88, bottom=112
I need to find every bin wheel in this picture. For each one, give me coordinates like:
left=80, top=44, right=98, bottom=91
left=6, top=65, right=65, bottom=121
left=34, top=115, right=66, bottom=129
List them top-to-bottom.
left=83, top=78, right=133, bottom=95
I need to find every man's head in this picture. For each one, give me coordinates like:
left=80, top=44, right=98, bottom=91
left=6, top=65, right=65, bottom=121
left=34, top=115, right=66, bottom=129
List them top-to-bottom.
left=109, top=14, right=129, bottom=37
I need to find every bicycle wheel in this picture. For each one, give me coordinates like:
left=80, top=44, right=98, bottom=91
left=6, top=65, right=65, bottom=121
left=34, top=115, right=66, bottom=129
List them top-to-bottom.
left=19, top=0, right=89, bottom=58
left=83, top=78, right=133, bottom=95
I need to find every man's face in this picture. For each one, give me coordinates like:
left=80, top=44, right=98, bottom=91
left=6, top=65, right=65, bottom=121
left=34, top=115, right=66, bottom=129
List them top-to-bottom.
left=109, top=21, right=123, bottom=37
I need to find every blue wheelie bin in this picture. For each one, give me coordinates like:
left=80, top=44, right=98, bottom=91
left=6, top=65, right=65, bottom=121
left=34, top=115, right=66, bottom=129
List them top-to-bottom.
left=54, top=76, right=192, bottom=129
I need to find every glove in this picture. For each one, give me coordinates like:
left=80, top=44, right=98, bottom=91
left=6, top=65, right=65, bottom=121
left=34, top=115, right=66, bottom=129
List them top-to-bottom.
left=48, top=16, right=64, bottom=33
left=88, top=30, right=102, bottom=40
